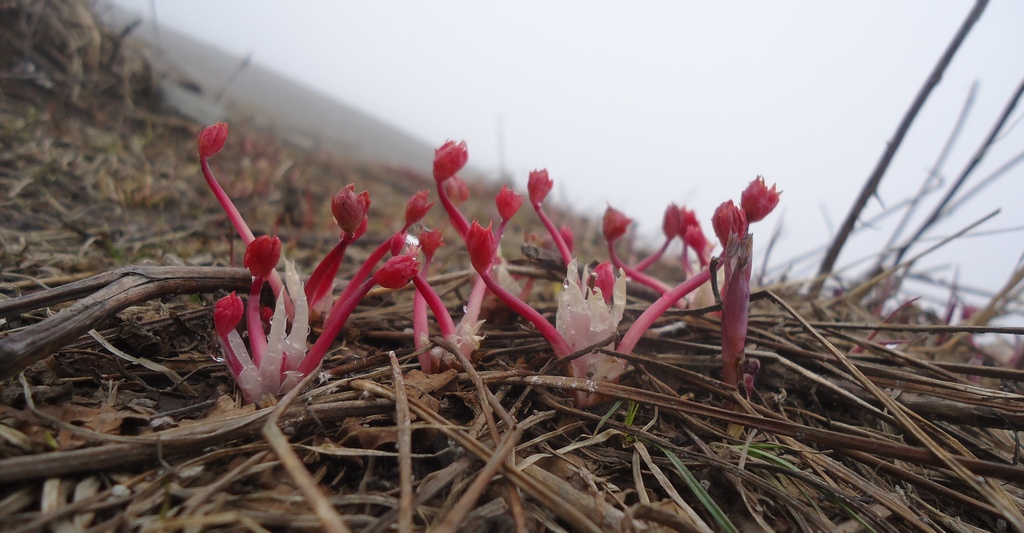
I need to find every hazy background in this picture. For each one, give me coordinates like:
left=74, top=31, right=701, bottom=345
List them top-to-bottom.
left=108, top=1, right=1024, bottom=308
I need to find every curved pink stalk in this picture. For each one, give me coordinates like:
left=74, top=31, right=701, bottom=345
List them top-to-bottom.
left=200, top=154, right=291, bottom=315
left=527, top=170, right=572, bottom=266
left=435, top=178, right=470, bottom=238
left=532, top=205, right=572, bottom=267
left=465, top=221, right=572, bottom=357
left=333, top=233, right=400, bottom=308
left=633, top=237, right=673, bottom=272
left=607, top=241, right=673, bottom=295
left=299, top=256, right=419, bottom=376
left=617, top=267, right=712, bottom=354
left=412, top=274, right=457, bottom=338
left=246, top=275, right=268, bottom=367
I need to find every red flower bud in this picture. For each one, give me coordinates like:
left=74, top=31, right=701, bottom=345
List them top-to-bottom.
left=198, top=122, right=229, bottom=158
left=433, top=140, right=468, bottom=182
left=527, top=169, right=553, bottom=205
left=443, top=176, right=470, bottom=205
left=740, top=176, right=780, bottom=223
left=331, top=184, right=371, bottom=234
left=496, top=185, right=523, bottom=221
left=404, top=190, right=434, bottom=226
left=712, top=200, right=748, bottom=248
left=662, top=203, right=681, bottom=239
left=602, top=205, right=632, bottom=243
left=678, top=206, right=700, bottom=236
left=353, top=215, right=369, bottom=240
left=466, top=220, right=496, bottom=273
left=559, top=225, right=574, bottom=254
left=682, top=225, right=709, bottom=255
left=419, top=228, right=445, bottom=257
left=390, top=232, right=407, bottom=256
left=244, top=235, right=282, bottom=278
left=373, top=255, right=420, bottom=289
left=592, top=261, right=616, bottom=304
left=214, top=292, right=243, bottom=337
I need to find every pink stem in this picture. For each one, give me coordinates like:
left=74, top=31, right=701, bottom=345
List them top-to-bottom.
left=201, top=157, right=292, bottom=316
left=436, top=181, right=470, bottom=238
left=532, top=203, right=572, bottom=267
left=494, top=218, right=510, bottom=243
left=334, top=234, right=399, bottom=309
left=305, top=235, right=355, bottom=309
left=720, top=235, right=752, bottom=387
left=634, top=237, right=672, bottom=272
left=607, top=241, right=673, bottom=295
left=679, top=245, right=695, bottom=278
left=412, top=255, right=435, bottom=350
left=473, top=264, right=573, bottom=358
left=617, top=268, right=711, bottom=354
left=412, top=274, right=457, bottom=338
left=463, top=274, right=488, bottom=329
left=246, top=277, right=268, bottom=367
left=298, top=277, right=377, bottom=376
left=217, top=337, right=243, bottom=376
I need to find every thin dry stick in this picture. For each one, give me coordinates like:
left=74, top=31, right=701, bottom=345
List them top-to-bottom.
left=815, top=0, right=989, bottom=292
left=891, top=75, right=1024, bottom=267
left=879, top=81, right=978, bottom=265
left=939, top=147, right=1024, bottom=219
left=838, top=209, right=999, bottom=303
left=0, top=266, right=250, bottom=379
left=765, top=290, right=1024, bottom=529
left=431, top=335, right=532, bottom=532
left=431, top=337, right=504, bottom=444
left=387, top=352, right=413, bottom=533
left=261, top=371, right=350, bottom=533
left=480, top=372, right=1024, bottom=483
left=348, top=379, right=608, bottom=533
left=0, top=398, right=392, bottom=485
left=433, top=424, right=523, bottom=533
left=633, top=440, right=713, bottom=533
left=180, top=450, right=271, bottom=516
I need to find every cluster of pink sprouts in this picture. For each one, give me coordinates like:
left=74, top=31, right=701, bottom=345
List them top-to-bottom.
left=199, top=122, right=780, bottom=406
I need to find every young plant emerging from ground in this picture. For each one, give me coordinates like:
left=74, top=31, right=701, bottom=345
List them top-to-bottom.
left=201, top=123, right=779, bottom=406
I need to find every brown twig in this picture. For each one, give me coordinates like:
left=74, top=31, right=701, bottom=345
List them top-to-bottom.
left=814, top=0, right=989, bottom=292
left=890, top=75, right=1024, bottom=267
left=878, top=81, right=978, bottom=267
left=0, top=265, right=250, bottom=379
left=387, top=351, right=414, bottom=533
left=261, top=371, right=350, bottom=533
left=0, top=398, right=391, bottom=484
left=434, top=424, right=523, bottom=533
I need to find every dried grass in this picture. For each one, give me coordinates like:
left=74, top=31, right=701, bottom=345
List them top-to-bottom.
left=2, top=1, right=1024, bottom=531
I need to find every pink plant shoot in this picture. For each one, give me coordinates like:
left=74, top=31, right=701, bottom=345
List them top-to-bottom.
left=198, top=123, right=291, bottom=315
left=201, top=123, right=440, bottom=403
left=433, top=140, right=468, bottom=183
left=527, top=170, right=572, bottom=266
left=740, top=175, right=781, bottom=223
left=713, top=177, right=780, bottom=388
left=331, top=184, right=370, bottom=234
left=634, top=204, right=680, bottom=272
left=603, top=206, right=674, bottom=296
left=463, top=218, right=710, bottom=407
left=718, top=231, right=753, bottom=387
left=214, top=239, right=311, bottom=403
left=556, top=260, right=628, bottom=405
